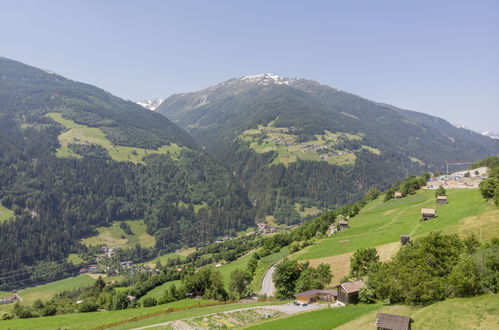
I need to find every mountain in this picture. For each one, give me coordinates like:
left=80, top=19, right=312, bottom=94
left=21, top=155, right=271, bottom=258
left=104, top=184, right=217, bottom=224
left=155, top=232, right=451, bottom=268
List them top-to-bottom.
left=0, top=57, right=254, bottom=288
left=157, top=73, right=497, bottom=223
left=137, top=98, right=164, bottom=111
left=481, top=131, right=499, bottom=140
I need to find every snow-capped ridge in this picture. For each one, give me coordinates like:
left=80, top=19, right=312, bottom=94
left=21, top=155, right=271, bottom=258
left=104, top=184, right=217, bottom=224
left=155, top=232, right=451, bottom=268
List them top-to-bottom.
left=239, top=73, right=297, bottom=86
left=136, top=98, right=164, bottom=111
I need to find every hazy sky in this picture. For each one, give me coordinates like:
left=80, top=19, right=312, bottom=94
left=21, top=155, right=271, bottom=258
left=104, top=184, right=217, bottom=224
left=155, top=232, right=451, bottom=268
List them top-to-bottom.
left=1, top=0, right=498, bottom=131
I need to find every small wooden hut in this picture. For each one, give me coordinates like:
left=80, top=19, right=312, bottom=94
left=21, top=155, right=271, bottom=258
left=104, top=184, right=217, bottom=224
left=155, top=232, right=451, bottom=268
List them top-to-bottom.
left=436, top=195, right=447, bottom=205
left=421, top=208, right=436, bottom=221
left=339, top=220, right=349, bottom=231
left=400, top=235, right=410, bottom=245
left=336, top=280, right=365, bottom=305
left=294, top=289, right=337, bottom=304
left=375, top=313, right=413, bottom=330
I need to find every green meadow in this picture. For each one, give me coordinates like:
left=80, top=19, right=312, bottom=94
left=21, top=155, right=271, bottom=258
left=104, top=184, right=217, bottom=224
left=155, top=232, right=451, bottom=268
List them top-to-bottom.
left=46, top=112, right=183, bottom=164
left=238, top=124, right=376, bottom=166
left=295, top=189, right=492, bottom=261
left=0, top=204, right=13, bottom=223
left=81, top=219, right=156, bottom=248
left=0, top=274, right=96, bottom=315
left=139, top=280, right=182, bottom=302
left=1, top=299, right=216, bottom=330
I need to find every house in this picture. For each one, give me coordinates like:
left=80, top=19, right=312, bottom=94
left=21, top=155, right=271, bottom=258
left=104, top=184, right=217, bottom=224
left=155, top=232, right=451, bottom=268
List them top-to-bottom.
left=394, top=191, right=403, bottom=198
left=436, top=195, right=447, bottom=204
left=421, top=208, right=436, bottom=220
left=339, top=220, right=349, bottom=231
left=400, top=235, right=410, bottom=245
left=120, top=261, right=133, bottom=268
left=88, top=264, right=99, bottom=273
left=335, top=280, right=366, bottom=305
left=294, top=289, right=337, bottom=304
left=375, top=313, right=413, bottom=330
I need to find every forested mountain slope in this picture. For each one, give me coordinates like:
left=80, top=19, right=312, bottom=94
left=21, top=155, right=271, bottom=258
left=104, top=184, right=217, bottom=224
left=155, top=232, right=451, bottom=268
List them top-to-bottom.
left=0, top=57, right=254, bottom=288
left=157, top=74, right=497, bottom=223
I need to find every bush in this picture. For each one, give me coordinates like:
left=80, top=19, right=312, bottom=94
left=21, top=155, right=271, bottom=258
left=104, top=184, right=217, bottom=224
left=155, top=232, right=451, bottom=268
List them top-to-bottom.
left=358, top=287, right=376, bottom=303
left=142, top=297, right=157, bottom=307
left=78, top=301, right=99, bottom=313
left=40, top=305, right=57, bottom=316
left=1, top=313, right=14, bottom=320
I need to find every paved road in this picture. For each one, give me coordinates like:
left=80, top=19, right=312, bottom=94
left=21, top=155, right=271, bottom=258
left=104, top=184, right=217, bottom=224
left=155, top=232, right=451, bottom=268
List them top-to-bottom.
left=259, top=264, right=276, bottom=297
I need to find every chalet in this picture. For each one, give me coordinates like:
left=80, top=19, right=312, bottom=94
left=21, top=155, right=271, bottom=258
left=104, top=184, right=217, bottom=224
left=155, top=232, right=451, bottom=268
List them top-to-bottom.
left=394, top=191, right=403, bottom=199
left=436, top=195, right=447, bottom=204
left=421, top=208, right=436, bottom=221
left=339, top=220, right=349, bottom=231
left=400, top=235, right=410, bottom=245
left=120, top=261, right=133, bottom=268
left=88, top=264, right=99, bottom=273
left=335, top=280, right=366, bottom=305
left=294, top=289, right=337, bottom=304
left=0, top=294, right=17, bottom=305
left=375, top=313, right=413, bottom=330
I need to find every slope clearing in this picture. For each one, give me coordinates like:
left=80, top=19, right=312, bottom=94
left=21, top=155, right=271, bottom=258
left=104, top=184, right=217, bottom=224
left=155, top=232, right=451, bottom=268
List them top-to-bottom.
left=46, top=112, right=183, bottom=164
left=81, top=219, right=155, bottom=248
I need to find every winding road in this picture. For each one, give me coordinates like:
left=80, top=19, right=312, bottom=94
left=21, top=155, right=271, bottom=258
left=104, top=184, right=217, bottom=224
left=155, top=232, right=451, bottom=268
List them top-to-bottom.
left=259, top=264, right=276, bottom=297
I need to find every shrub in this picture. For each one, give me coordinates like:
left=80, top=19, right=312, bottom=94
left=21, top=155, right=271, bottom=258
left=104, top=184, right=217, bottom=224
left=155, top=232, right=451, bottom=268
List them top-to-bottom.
left=142, top=297, right=157, bottom=307
left=78, top=301, right=99, bottom=313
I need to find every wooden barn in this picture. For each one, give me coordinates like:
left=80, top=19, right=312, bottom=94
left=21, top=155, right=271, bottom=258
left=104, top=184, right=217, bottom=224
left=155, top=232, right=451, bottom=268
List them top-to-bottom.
left=394, top=191, right=403, bottom=198
left=436, top=195, right=448, bottom=204
left=421, top=208, right=436, bottom=221
left=339, top=220, right=349, bottom=231
left=400, top=235, right=410, bottom=245
left=335, top=280, right=365, bottom=305
left=294, top=289, right=337, bottom=304
left=375, top=313, right=413, bottom=330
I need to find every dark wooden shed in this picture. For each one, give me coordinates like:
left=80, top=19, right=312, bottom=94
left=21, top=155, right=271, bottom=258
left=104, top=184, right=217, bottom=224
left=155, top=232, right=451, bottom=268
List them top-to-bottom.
left=436, top=195, right=448, bottom=205
left=421, top=208, right=436, bottom=221
left=339, top=220, right=349, bottom=231
left=400, top=235, right=410, bottom=245
left=336, top=280, right=365, bottom=305
left=375, top=313, right=413, bottom=330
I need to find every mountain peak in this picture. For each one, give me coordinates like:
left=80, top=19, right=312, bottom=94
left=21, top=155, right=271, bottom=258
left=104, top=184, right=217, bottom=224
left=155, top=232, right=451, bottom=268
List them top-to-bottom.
left=238, top=73, right=296, bottom=86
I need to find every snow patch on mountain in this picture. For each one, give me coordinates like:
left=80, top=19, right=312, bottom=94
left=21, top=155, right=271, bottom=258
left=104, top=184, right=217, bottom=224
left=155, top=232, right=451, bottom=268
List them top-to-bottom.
left=239, top=73, right=297, bottom=86
left=137, top=98, right=164, bottom=111
left=452, top=122, right=499, bottom=140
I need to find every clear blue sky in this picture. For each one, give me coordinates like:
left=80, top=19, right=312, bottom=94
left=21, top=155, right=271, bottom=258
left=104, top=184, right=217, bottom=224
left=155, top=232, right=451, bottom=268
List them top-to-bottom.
left=1, top=0, right=498, bottom=131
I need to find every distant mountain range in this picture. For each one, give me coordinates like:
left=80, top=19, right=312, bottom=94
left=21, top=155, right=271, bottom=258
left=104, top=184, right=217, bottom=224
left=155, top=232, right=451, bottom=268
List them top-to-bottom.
left=157, top=73, right=497, bottom=223
left=136, top=98, right=164, bottom=111
left=451, top=123, right=499, bottom=140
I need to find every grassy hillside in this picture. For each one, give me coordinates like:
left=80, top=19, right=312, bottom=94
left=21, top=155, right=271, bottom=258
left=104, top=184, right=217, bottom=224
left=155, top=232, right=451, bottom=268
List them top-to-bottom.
left=46, top=112, right=183, bottom=164
left=295, top=189, right=492, bottom=262
left=81, top=219, right=155, bottom=248
left=0, top=274, right=96, bottom=314
left=336, top=294, right=498, bottom=330
left=1, top=299, right=216, bottom=330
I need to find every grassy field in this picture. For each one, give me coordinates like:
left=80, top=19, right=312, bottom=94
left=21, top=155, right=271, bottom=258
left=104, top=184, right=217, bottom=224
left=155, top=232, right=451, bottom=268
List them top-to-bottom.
left=46, top=112, right=183, bottom=164
left=238, top=125, right=373, bottom=166
left=295, top=189, right=491, bottom=261
left=295, top=203, right=322, bottom=218
left=0, top=204, right=13, bottom=223
left=81, top=219, right=155, bottom=248
left=250, top=247, right=290, bottom=292
left=67, top=253, right=85, bottom=265
left=0, top=274, right=96, bottom=314
left=139, top=280, right=182, bottom=302
left=336, top=294, right=498, bottom=330
left=1, top=299, right=216, bottom=330
left=247, top=303, right=382, bottom=330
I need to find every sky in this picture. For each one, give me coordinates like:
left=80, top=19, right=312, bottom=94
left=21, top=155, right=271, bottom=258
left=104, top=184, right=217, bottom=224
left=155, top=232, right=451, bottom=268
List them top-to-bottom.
left=0, top=0, right=498, bottom=132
